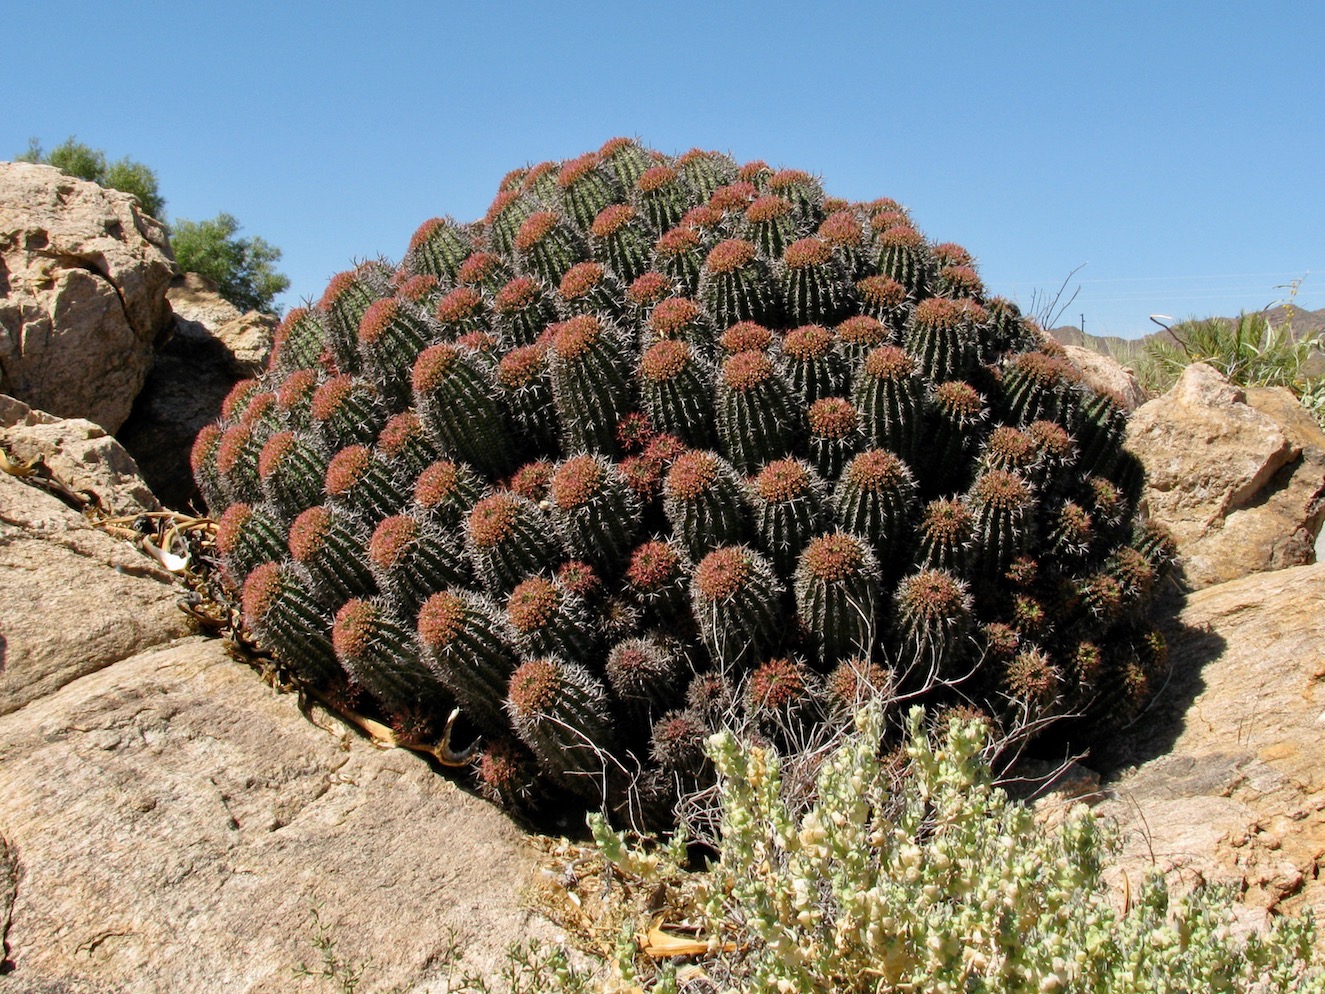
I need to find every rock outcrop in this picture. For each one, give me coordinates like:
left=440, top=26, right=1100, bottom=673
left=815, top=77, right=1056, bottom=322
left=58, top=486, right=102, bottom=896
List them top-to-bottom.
left=0, top=162, right=174, bottom=433
left=164, top=271, right=275, bottom=375
left=118, top=274, right=276, bottom=510
left=1063, top=344, right=1148, bottom=410
left=1126, top=363, right=1325, bottom=589
left=1, top=395, right=158, bottom=516
left=0, top=419, right=557, bottom=992
left=0, top=425, right=188, bottom=715
left=1093, top=562, right=1325, bottom=925
left=0, top=637, right=557, bottom=993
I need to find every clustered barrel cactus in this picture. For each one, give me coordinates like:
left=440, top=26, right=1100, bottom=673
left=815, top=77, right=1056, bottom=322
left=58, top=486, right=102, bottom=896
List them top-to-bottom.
left=195, top=138, right=1174, bottom=828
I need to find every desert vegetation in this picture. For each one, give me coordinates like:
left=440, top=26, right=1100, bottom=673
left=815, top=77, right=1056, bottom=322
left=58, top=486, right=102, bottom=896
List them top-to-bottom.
left=16, top=135, right=290, bottom=314
left=174, top=138, right=1321, bottom=990
left=194, top=138, right=1178, bottom=835
left=1134, top=307, right=1325, bottom=427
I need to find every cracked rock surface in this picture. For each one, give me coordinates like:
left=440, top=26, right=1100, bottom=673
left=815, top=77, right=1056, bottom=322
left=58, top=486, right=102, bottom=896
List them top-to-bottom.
left=0, top=162, right=174, bottom=433
left=118, top=273, right=277, bottom=510
left=1127, top=362, right=1325, bottom=589
left=1, top=394, right=160, bottom=516
left=0, top=448, right=556, bottom=992
left=0, top=455, right=187, bottom=715
left=1089, top=562, right=1325, bottom=928
left=0, top=638, right=556, bottom=993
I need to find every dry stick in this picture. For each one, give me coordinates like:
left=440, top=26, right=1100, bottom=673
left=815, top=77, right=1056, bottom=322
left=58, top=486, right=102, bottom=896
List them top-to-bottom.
left=0, top=445, right=101, bottom=512
left=0, top=447, right=40, bottom=477
left=331, top=705, right=480, bottom=768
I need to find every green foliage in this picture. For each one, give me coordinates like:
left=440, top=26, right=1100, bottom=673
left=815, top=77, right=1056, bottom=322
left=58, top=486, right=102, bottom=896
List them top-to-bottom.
left=17, top=135, right=166, bottom=218
left=17, top=135, right=290, bottom=315
left=197, top=138, right=1174, bottom=828
left=103, top=158, right=165, bottom=219
left=172, top=212, right=291, bottom=315
left=1134, top=304, right=1325, bottom=430
left=1138, top=310, right=1321, bottom=394
left=1300, top=377, right=1325, bottom=429
left=591, top=708, right=1325, bottom=993
left=292, top=902, right=374, bottom=993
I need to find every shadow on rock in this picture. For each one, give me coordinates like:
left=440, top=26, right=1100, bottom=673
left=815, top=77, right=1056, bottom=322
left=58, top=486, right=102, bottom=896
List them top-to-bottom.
left=1007, top=568, right=1229, bottom=801
left=1089, top=578, right=1228, bottom=777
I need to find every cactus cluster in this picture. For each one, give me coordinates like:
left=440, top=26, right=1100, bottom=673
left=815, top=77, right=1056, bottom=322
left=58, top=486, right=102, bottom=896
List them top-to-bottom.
left=196, top=138, right=1174, bottom=828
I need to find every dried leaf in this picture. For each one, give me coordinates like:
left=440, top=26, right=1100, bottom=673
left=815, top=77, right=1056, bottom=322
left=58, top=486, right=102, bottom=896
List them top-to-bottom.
left=0, top=448, right=39, bottom=477
left=141, top=535, right=190, bottom=572
left=640, top=925, right=734, bottom=958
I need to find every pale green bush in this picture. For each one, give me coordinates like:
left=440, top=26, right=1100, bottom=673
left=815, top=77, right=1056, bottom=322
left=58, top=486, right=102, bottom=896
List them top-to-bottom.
left=1136, top=310, right=1322, bottom=400
left=1299, top=377, right=1325, bottom=430
left=591, top=707, right=1323, bottom=993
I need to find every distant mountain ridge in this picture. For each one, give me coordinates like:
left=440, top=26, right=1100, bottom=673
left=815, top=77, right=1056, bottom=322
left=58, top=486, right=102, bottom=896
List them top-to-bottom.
left=1047, top=306, right=1325, bottom=363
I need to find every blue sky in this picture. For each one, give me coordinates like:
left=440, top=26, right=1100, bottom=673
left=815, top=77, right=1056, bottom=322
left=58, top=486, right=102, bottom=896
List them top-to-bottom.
left=9, top=2, right=1323, bottom=338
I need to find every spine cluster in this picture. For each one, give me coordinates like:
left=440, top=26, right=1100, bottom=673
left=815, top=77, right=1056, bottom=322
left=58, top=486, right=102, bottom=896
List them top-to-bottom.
left=197, top=138, right=1174, bottom=828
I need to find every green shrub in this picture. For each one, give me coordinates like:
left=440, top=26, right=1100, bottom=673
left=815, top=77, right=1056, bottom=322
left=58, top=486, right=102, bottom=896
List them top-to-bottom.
left=16, top=135, right=290, bottom=315
left=17, top=135, right=166, bottom=219
left=172, top=212, right=291, bottom=314
left=1137, top=310, right=1322, bottom=396
left=1299, top=377, right=1325, bottom=430
left=591, top=707, right=1324, bottom=993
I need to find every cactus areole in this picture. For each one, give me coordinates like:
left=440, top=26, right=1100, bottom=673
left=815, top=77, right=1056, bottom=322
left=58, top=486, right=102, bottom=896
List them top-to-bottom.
left=198, top=139, right=1173, bottom=828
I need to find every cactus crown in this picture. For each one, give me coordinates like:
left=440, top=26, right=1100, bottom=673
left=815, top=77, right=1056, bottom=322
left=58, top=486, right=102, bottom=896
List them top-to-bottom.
left=195, top=138, right=1168, bottom=827
left=706, top=239, right=757, bottom=274
left=808, top=397, right=856, bottom=437
left=754, top=459, right=813, bottom=501
left=467, top=493, right=522, bottom=548
left=801, top=532, right=867, bottom=581
left=627, top=540, right=684, bottom=590
left=693, top=546, right=752, bottom=600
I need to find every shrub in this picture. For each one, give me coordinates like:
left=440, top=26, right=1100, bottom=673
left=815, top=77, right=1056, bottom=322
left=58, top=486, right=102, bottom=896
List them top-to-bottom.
left=16, top=136, right=291, bottom=315
left=17, top=136, right=166, bottom=219
left=195, top=139, right=1174, bottom=827
left=172, top=212, right=291, bottom=315
left=1137, top=310, right=1322, bottom=396
left=1300, top=377, right=1325, bottom=429
left=590, top=707, right=1324, bottom=993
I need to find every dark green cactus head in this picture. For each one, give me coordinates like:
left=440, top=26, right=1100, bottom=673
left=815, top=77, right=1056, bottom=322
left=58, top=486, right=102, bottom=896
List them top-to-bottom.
left=196, top=138, right=1169, bottom=827
left=514, top=210, right=586, bottom=284
left=701, top=239, right=776, bottom=328
left=558, top=261, right=623, bottom=318
left=716, top=349, right=801, bottom=473
left=257, top=430, right=328, bottom=517
left=547, top=454, right=641, bottom=571
left=749, top=457, right=831, bottom=578
left=465, top=491, right=562, bottom=596
left=214, top=500, right=286, bottom=587
left=287, top=503, right=375, bottom=607
left=367, top=512, right=469, bottom=620
left=794, top=531, right=882, bottom=669
left=625, top=538, right=693, bottom=626
left=691, top=545, right=785, bottom=669
left=241, top=561, right=341, bottom=686
left=892, top=568, right=975, bottom=680
left=504, top=574, right=595, bottom=662
left=417, top=588, right=519, bottom=736
left=332, top=596, right=452, bottom=726
left=606, top=634, right=691, bottom=726
left=744, top=655, right=821, bottom=740
left=505, top=656, right=618, bottom=798
left=825, top=656, right=894, bottom=714
left=649, top=708, right=711, bottom=777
